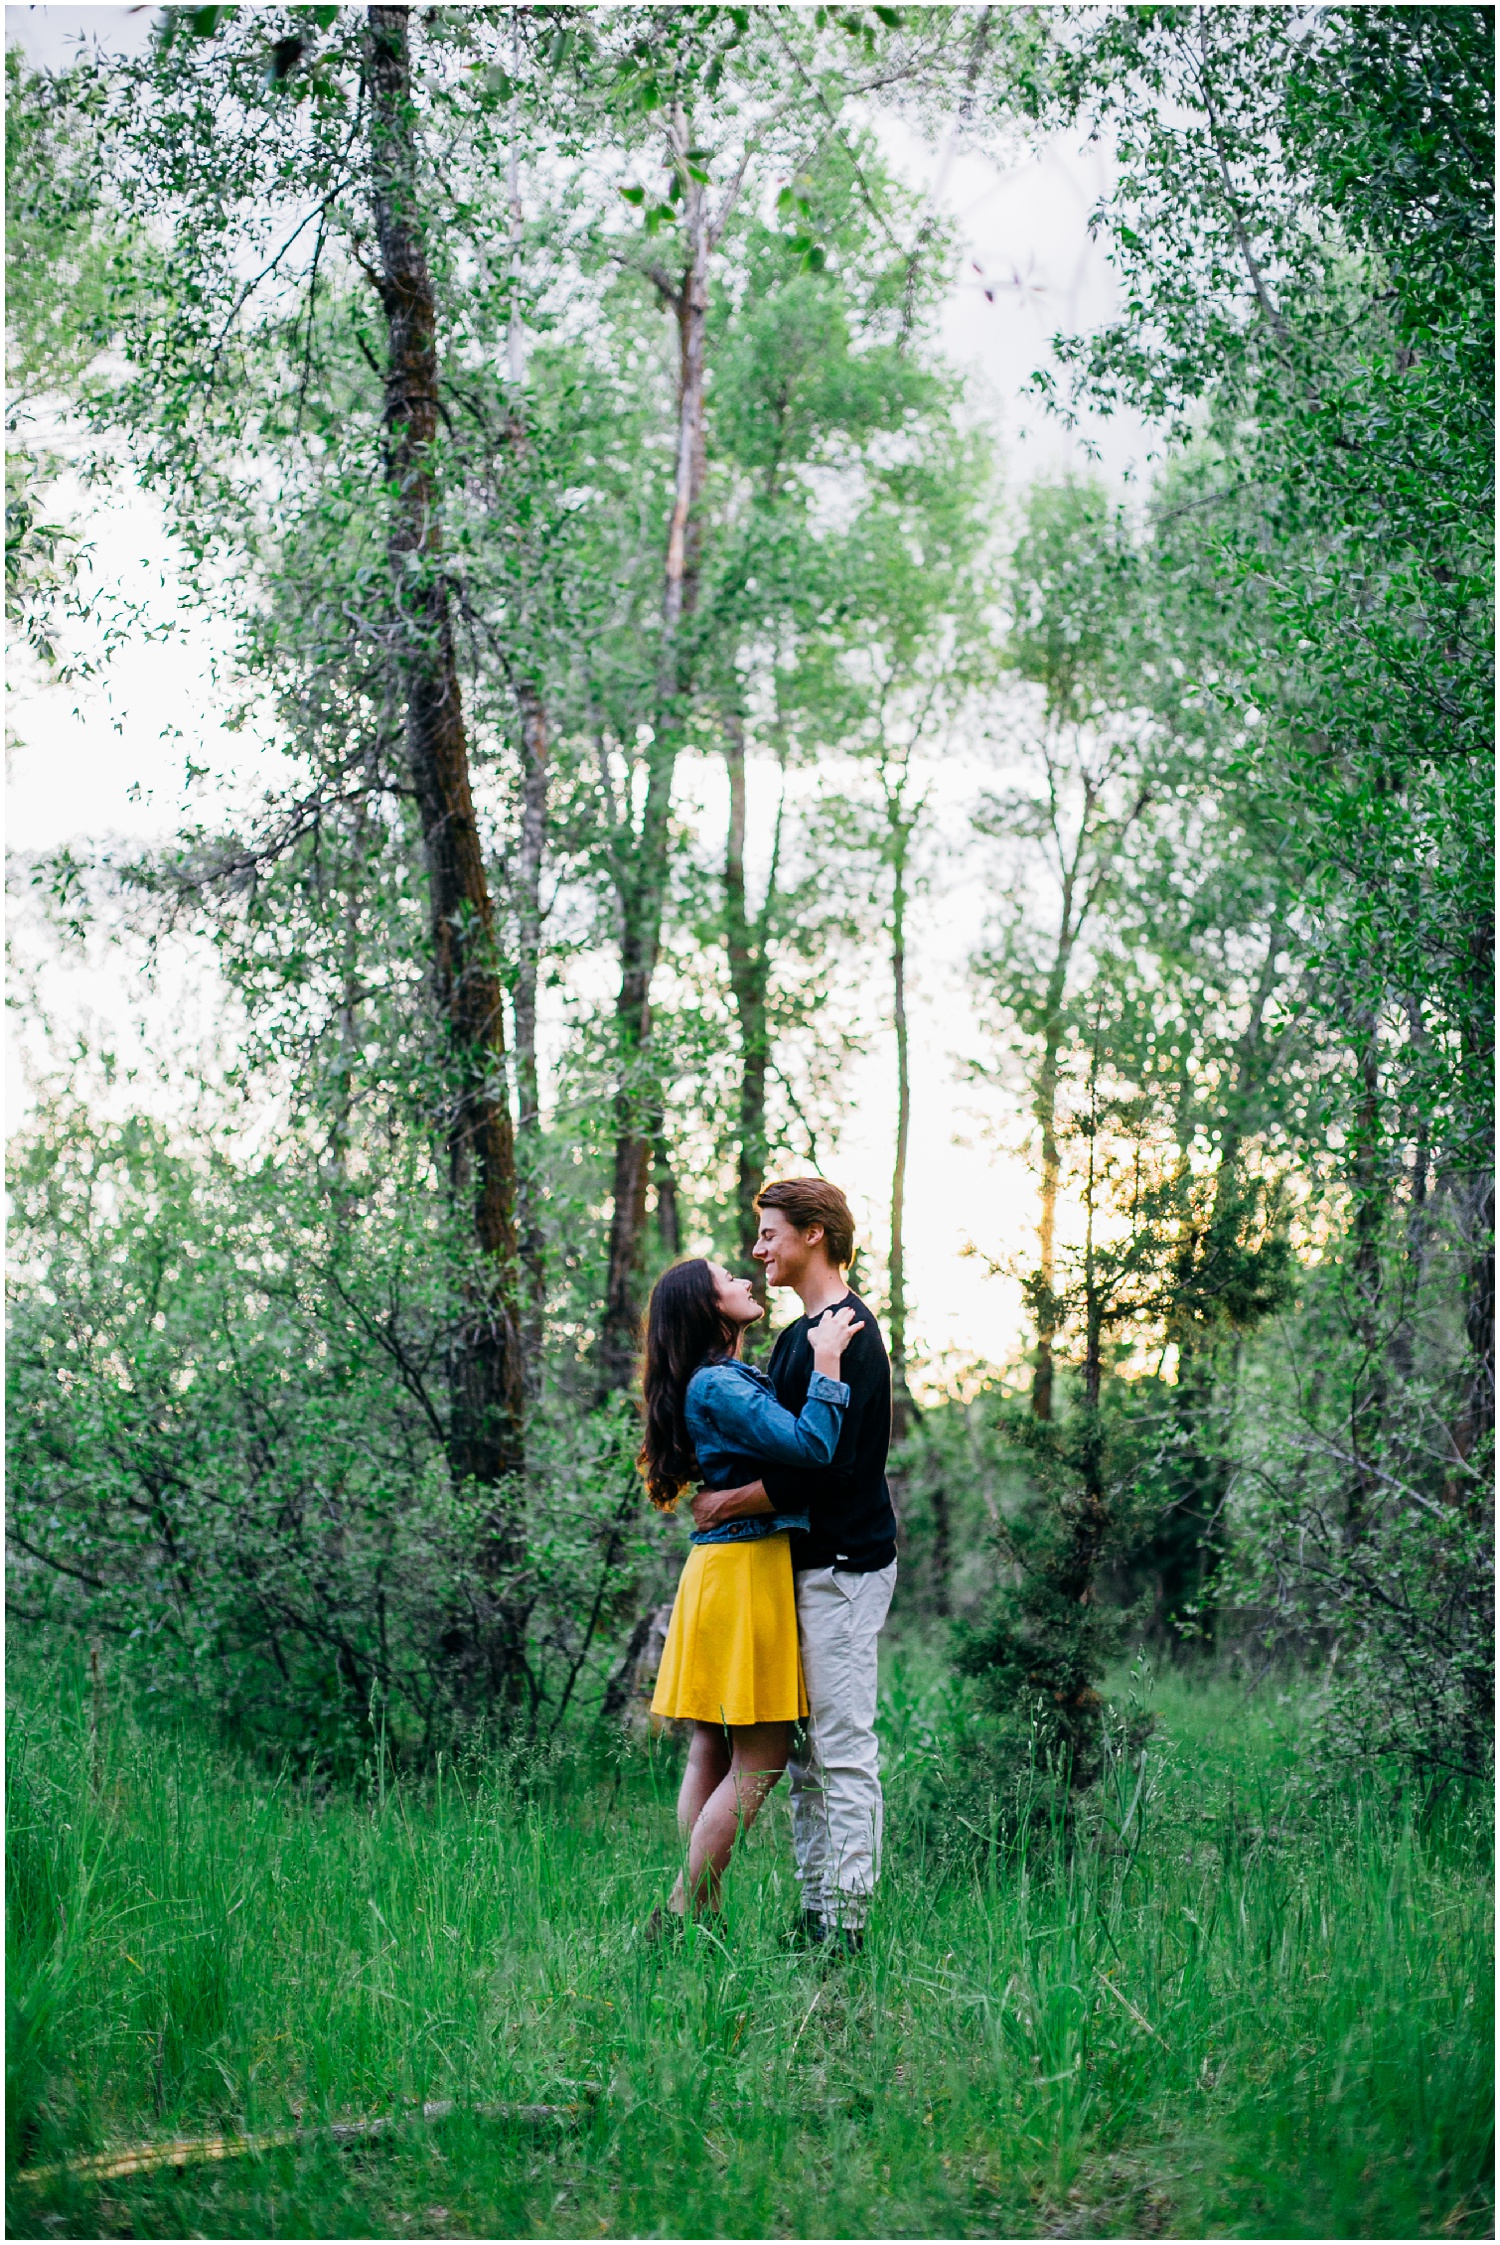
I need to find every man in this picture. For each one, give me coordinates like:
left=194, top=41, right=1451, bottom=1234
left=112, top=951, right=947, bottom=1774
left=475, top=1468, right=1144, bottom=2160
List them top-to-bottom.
left=690, top=1178, right=898, bottom=1953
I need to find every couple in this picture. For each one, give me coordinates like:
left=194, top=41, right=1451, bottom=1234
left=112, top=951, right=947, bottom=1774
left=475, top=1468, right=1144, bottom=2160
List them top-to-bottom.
left=638, top=1177, right=898, bottom=1951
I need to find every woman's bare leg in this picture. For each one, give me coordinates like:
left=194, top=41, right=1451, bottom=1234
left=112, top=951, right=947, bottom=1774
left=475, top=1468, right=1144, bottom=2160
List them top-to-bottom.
left=683, top=1722, right=791, bottom=1916
left=667, top=1723, right=732, bottom=1915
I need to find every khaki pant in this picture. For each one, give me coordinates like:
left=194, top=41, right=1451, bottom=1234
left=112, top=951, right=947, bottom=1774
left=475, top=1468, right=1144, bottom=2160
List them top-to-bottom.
left=789, top=1561, right=897, bottom=1930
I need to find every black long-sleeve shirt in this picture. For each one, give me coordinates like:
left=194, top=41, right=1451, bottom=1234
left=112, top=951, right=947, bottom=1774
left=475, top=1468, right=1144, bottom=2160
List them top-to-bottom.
left=759, top=1290, right=898, bottom=1574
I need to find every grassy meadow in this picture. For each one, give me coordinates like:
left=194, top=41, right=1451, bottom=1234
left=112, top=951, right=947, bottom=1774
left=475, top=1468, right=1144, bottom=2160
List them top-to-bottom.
left=6, top=1649, right=1492, bottom=2242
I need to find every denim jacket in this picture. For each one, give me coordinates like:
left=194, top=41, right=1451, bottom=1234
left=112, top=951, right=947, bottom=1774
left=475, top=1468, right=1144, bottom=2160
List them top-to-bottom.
left=684, top=1359, right=851, bottom=1546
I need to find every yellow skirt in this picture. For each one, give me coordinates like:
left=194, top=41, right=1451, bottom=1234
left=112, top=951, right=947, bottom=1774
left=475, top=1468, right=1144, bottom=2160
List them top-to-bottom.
left=650, top=1536, right=808, bottom=1728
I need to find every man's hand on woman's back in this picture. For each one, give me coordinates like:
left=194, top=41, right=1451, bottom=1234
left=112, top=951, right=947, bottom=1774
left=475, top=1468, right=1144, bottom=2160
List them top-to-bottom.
left=690, top=1479, right=771, bottom=1533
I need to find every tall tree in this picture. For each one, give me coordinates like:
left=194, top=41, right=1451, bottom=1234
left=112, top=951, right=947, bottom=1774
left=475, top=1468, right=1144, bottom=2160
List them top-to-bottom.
left=364, top=4, right=524, bottom=1486
left=500, top=64, right=554, bottom=1394
left=595, top=97, right=719, bottom=1388
left=698, top=145, right=953, bottom=1278
left=809, top=425, right=992, bottom=1426
left=976, top=478, right=1152, bottom=1421
left=720, top=708, right=778, bottom=1271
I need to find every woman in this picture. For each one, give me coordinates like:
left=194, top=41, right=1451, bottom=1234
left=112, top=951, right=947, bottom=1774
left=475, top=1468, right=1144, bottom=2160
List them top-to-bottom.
left=639, top=1256, right=863, bottom=1929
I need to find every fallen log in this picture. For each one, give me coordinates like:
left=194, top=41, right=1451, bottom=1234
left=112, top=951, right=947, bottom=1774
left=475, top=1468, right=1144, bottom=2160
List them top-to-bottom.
left=16, top=2098, right=582, bottom=2186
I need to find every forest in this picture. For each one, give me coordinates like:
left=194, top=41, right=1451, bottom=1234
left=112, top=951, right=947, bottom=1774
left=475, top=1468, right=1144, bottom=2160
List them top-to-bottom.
left=6, top=6, right=1494, bottom=2239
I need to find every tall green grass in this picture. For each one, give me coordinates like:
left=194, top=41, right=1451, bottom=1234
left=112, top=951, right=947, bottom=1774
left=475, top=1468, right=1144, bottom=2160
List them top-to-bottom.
left=7, top=1651, right=1492, bottom=2239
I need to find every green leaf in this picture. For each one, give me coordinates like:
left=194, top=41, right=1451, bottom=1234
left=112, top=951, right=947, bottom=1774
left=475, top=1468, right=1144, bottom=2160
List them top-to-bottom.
left=310, top=5, right=338, bottom=26
left=619, top=185, right=646, bottom=207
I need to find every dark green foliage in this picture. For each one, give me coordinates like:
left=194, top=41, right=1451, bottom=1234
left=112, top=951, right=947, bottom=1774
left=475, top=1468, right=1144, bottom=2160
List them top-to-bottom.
left=1041, top=4, right=1493, bottom=1392
left=987, top=7, right=1494, bottom=1781
left=958, top=959, right=1296, bottom=1782
left=6, top=1095, right=671, bottom=1758
left=1224, top=1252, right=1495, bottom=1785
left=887, top=1382, right=1031, bottom=1625
left=954, top=1400, right=1147, bottom=1791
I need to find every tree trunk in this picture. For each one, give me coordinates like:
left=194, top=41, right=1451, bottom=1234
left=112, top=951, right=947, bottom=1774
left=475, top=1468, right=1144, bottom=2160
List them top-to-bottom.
left=365, top=4, right=524, bottom=1500
left=505, top=72, right=549, bottom=1394
left=597, top=126, right=711, bottom=1392
left=513, top=677, right=549, bottom=1388
left=724, top=712, right=772, bottom=1281
left=1023, top=760, right=1144, bottom=1422
left=326, top=785, right=370, bottom=1182
left=889, top=827, right=914, bottom=1438
left=1031, top=893, right=1077, bottom=1421
left=1450, top=919, right=1495, bottom=1487
left=1156, top=921, right=1281, bottom=1647
left=1387, top=1000, right=1431, bottom=1393
left=1032, top=1017, right=1063, bottom=1422
left=1347, top=1019, right=1384, bottom=1541
left=1057, top=1076, right=1108, bottom=1787
left=653, top=1123, right=681, bottom=1256
left=1459, top=1171, right=1495, bottom=1462
left=928, top=1470, right=952, bottom=1618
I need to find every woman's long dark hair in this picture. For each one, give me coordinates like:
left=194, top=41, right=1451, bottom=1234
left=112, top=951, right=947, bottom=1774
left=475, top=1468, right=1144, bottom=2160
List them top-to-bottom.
left=638, top=1258, right=740, bottom=1511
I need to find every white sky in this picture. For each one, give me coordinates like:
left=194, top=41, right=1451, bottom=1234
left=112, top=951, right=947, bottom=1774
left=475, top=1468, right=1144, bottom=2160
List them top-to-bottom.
left=6, top=5, right=1156, bottom=1385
